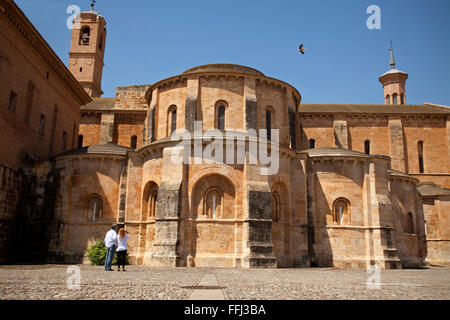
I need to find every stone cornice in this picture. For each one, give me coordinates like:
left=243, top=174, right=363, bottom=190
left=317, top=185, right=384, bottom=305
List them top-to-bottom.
left=1, top=0, right=92, bottom=106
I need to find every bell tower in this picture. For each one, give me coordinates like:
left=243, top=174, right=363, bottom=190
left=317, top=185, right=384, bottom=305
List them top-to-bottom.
left=68, top=1, right=106, bottom=97
left=379, top=43, right=408, bottom=105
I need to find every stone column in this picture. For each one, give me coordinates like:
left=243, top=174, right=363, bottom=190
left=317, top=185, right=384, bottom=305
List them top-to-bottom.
left=185, top=77, right=199, bottom=132
left=244, top=77, right=257, bottom=131
left=146, top=88, right=158, bottom=143
left=99, top=113, right=115, bottom=144
left=333, top=115, right=348, bottom=149
left=388, top=116, right=406, bottom=172
left=150, top=146, right=184, bottom=266
left=363, top=157, right=401, bottom=269
left=241, top=160, right=276, bottom=268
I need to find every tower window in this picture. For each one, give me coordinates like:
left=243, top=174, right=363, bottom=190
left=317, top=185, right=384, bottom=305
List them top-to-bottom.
left=80, top=27, right=90, bottom=46
left=99, top=35, right=103, bottom=50
left=80, top=67, right=83, bottom=73
left=8, top=91, right=17, bottom=113
left=393, top=93, right=398, bottom=105
left=400, top=93, right=404, bottom=105
left=385, top=94, right=390, bottom=105
left=217, top=105, right=225, bottom=130
left=266, top=110, right=272, bottom=140
left=39, top=114, right=46, bottom=137
left=78, top=135, right=84, bottom=148
left=130, top=135, right=137, bottom=149
left=309, top=139, right=316, bottom=149
left=364, top=140, right=370, bottom=155
left=418, top=141, right=424, bottom=173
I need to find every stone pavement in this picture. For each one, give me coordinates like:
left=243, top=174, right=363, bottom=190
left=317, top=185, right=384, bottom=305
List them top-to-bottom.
left=0, top=265, right=449, bottom=300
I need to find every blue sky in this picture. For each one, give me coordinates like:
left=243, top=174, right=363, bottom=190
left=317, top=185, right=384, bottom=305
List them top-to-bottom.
left=14, top=0, right=450, bottom=105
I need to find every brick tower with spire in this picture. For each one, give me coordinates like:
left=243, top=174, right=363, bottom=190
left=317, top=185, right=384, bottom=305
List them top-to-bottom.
left=68, top=1, right=106, bottom=97
left=379, top=44, right=408, bottom=105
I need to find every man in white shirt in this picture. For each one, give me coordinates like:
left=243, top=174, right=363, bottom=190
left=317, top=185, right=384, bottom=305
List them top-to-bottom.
left=104, top=224, right=118, bottom=271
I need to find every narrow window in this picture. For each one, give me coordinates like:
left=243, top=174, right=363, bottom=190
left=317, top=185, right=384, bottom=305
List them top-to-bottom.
left=80, top=27, right=90, bottom=45
left=99, top=35, right=103, bottom=50
left=80, top=67, right=83, bottom=73
left=46, top=71, right=49, bottom=79
left=8, top=91, right=17, bottom=113
left=393, top=93, right=398, bottom=105
left=400, top=93, right=405, bottom=105
left=385, top=94, right=390, bottom=104
left=218, top=105, right=225, bottom=130
left=171, top=109, right=177, bottom=134
left=266, top=110, right=272, bottom=140
left=39, top=114, right=46, bottom=137
left=62, top=131, right=67, bottom=151
left=78, top=135, right=84, bottom=148
left=130, top=135, right=137, bottom=149
left=309, top=139, right=316, bottom=149
left=364, top=140, right=370, bottom=155
left=418, top=141, right=424, bottom=173
left=204, top=188, right=222, bottom=219
left=148, top=190, right=158, bottom=218
left=271, top=192, right=280, bottom=222
left=86, top=195, right=103, bottom=222
left=333, top=198, right=350, bottom=225
left=407, top=212, right=414, bottom=234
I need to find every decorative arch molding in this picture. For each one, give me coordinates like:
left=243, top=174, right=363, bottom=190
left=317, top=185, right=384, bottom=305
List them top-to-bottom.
left=332, top=197, right=351, bottom=225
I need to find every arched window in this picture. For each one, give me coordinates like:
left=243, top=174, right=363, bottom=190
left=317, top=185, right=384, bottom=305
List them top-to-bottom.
left=80, top=27, right=90, bottom=46
left=393, top=93, right=398, bottom=105
left=400, top=93, right=405, bottom=105
left=385, top=94, right=390, bottom=105
left=217, top=105, right=226, bottom=130
left=167, top=106, right=177, bottom=135
left=171, top=109, right=177, bottom=134
left=266, top=110, right=272, bottom=140
left=78, top=135, right=84, bottom=148
left=130, top=135, right=137, bottom=149
left=309, top=139, right=316, bottom=149
left=364, top=140, right=371, bottom=155
left=418, top=141, right=424, bottom=173
left=143, top=182, right=158, bottom=219
left=203, top=187, right=223, bottom=219
left=148, top=190, right=158, bottom=218
left=271, top=192, right=280, bottom=222
left=86, top=194, right=102, bottom=222
left=333, top=198, right=350, bottom=225
left=407, top=212, right=414, bottom=234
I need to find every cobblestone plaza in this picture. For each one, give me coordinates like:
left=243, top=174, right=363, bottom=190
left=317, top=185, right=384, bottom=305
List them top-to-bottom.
left=0, top=265, right=449, bottom=300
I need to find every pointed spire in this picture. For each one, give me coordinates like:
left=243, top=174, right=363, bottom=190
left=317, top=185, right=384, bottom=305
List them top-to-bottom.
left=389, top=41, right=396, bottom=69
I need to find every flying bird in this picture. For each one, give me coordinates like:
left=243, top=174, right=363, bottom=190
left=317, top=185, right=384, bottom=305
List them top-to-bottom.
left=298, top=44, right=306, bottom=55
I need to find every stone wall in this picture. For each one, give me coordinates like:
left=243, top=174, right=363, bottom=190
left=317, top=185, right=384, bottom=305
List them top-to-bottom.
left=0, top=164, right=21, bottom=263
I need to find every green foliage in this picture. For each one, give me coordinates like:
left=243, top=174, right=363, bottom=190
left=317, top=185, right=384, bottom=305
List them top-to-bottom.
left=86, top=240, right=130, bottom=266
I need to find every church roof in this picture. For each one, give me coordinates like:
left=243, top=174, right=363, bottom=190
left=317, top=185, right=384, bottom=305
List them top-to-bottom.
left=182, top=64, right=264, bottom=76
left=380, top=68, right=408, bottom=77
left=81, top=97, right=116, bottom=111
left=299, top=103, right=450, bottom=115
left=56, top=144, right=130, bottom=158
left=417, top=183, right=450, bottom=197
